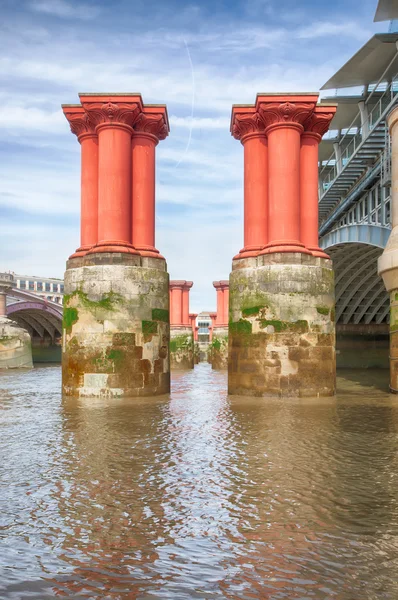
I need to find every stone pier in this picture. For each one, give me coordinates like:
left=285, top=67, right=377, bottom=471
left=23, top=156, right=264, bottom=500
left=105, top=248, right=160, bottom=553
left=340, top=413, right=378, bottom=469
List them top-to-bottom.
left=62, top=94, right=170, bottom=397
left=229, top=94, right=337, bottom=397
left=379, top=106, right=398, bottom=392
left=0, top=273, right=33, bottom=369
left=169, top=280, right=194, bottom=369
left=210, top=281, right=229, bottom=370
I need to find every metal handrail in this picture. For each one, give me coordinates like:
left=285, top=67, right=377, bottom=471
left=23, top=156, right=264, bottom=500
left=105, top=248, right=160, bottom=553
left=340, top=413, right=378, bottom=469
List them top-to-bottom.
left=319, top=69, right=398, bottom=194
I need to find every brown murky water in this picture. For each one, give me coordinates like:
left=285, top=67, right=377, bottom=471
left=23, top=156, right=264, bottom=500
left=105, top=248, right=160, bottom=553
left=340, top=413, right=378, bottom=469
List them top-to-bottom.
left=1, top=364, right=398, bottom=599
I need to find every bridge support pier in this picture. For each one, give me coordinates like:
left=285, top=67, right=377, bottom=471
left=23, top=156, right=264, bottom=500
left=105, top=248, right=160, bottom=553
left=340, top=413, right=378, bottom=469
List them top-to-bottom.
left=62, top=94, right=170, bottom=397
left=229, top=94, right=337, bottom=397
left=378, top=106, right=398, bottom=392
left=0, top=274, right=32, bottom=369
left=169, top=281, right=194, bottom=369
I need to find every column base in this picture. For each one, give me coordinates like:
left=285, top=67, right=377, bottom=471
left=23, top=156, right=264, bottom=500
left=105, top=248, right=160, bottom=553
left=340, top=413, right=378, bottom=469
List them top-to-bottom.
left=87, top=240, right=140, bottom=255
left=260, top=240, right=312, bottom=255
left=69, top=245, right=93, bottom=259
left=134, top=245, right=165, bottom=259
left=233, top=245, right=264, bottom=260
left=307, top=246, right=331, bottom=259
left=228, top=253, right=336, bottom=398
left=62, top=254, right=170, bottom=397
left=0, top=316, right=33, bottom=369
left=209, top=325, right=228, bottom=370
left=170, top=326, right=194, bottom=370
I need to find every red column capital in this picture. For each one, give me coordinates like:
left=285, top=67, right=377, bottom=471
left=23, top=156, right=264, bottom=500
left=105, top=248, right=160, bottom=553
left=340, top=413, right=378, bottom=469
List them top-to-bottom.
left=257, top=94, right=319, bottom=134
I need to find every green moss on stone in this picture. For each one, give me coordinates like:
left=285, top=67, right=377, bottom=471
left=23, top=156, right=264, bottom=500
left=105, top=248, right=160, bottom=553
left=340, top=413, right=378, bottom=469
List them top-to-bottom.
left=64, top=289, right=123, bottom=312
left=242, top=305, right=264, bottom=317
left=316, top=306, right=330, bottom=316
left=63, top=307, right=79, bottom=333
left=152, top=308, right=169, bottom=322
left=260, top=319, right=308, bottom=332
left=142, top=320, right=158, bottom=335
left=229, top=320, right=252, bottom=335
left=170, top=335, right=193, bottom=353
left=107, top=348, right=124, bottom=365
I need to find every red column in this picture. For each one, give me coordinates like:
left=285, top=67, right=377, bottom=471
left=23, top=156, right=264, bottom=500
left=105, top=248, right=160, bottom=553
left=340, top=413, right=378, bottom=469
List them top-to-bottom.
left=80, top=95, right=141, bottom=254
left=256, top=96, right=318, bottom=254
left=300, top=104, right=337, bottom=258
left=62, top=105, right=98, bottom=257
left=131, top=107, right=168, bottom=257
left=231, top=108, right=267, bottom=258
left=170, top=281, right=185, bottom=325
left=182, top=281, right=193, bottom=325
left=213, top=282, right=224, bottom=325
left=222, top=283, right=229, bottom=325
left=209, top=312, right=217, bottom=341
left=189, top=313, right=197, bottom=339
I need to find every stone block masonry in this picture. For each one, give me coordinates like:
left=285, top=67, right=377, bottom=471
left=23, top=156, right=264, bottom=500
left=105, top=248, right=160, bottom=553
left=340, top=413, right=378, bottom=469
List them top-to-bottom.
left=62, top=253, right=169, bottom=397
left=228, top=253, right=335, bottom=398
left=209, top=326, right=228, bottom=370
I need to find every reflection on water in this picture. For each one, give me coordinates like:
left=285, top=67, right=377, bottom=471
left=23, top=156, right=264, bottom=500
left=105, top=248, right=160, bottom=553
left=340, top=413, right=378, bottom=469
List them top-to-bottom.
left=1, top=364, right=398, bottom=598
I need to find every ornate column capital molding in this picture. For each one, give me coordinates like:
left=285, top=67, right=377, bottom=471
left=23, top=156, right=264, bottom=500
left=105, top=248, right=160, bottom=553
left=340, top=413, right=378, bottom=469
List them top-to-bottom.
left=256, top=93, right=319, bottom=133
left=79, top=94, right=144, bottom=131
left=303, top=103, right=337, bottom=141
left=62, top=105, right=96, bottom=140
left=231, top=107, right=265, bottom=143
left=133, top=109, right=169, bottom=142
left=170, top=280, right=186, bottom=290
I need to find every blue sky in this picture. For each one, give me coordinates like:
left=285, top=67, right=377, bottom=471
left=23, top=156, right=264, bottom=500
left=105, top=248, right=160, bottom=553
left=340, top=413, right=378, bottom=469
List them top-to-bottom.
left=0, top=0, right=385, bottom=311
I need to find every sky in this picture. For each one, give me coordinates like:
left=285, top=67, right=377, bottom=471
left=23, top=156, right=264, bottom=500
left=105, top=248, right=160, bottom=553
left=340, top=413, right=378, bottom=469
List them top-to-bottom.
left=0, top=0, right=386, bottom=311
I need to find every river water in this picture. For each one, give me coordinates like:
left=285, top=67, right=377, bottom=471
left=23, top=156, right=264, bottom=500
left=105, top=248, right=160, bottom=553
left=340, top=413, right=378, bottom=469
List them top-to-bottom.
left=1, top=364, right=398, bottom=599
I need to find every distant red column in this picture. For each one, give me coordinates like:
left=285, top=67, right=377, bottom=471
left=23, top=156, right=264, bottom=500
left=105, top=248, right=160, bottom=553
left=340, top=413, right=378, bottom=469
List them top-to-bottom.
left=79, top=94, right=142, bottom=254
left=257, top=95, right=319, bottom=254
left=300, top=104, right=337, bottom=257
left=62, top=105, right=98, bottom=257
left=131, top=107, right=168, bottom=257
left=231, top=108, right=268, bottom=258
left=169, top=281, right=185, bottom=325
left=182, top=281, right=193, bottom=325
left=213, top=281, right=229, bottom=325
left=209, top=312, right=217, bottom=341
left=189, top=313, right=198, bottom=340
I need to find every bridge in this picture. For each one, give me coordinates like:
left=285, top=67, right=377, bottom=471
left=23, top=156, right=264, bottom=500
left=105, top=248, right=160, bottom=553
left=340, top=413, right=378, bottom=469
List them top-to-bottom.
left=314, top=32, right=398, bottom=366
left=2, top=274, right=63, bottom=362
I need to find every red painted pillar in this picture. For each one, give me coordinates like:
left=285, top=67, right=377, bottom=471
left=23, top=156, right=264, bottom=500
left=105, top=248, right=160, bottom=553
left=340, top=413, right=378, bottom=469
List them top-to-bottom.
left=80, top=95, right=141, bottom=254
left=257, top=95, right=318, bottom=255
left=300, top=104, right=337, bottom=258
left=62, top=105, right=98, bottom=257
left=131, top=108, right=168, bottom=257
left=231, top=108, right=267, bottom=258
left=170, top=281, right=185, bottom=325
left=182, top=282, right=193, bottom=325
left=213, top=282, right=224, bottom=325
left=222, top=284, right=229, bottom=325
left=209, top=312, right=217, bottom=341
left=189, top=313, right=197, bottom=339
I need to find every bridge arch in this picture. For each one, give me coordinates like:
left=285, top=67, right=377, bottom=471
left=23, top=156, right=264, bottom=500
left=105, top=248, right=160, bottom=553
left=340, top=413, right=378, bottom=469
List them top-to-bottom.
left=320, top=231, right=389, bottom=325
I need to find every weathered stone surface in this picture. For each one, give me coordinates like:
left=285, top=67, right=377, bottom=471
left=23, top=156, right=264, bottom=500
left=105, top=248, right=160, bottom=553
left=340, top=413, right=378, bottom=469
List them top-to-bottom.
left=62, top=254, right=170, bottom=397
left=228, top=254, right=336, bottom=397
left=0, top=316, right=33, bottom=369
left=170, top=326, right=194, bottom=369
left=209, top=326, right=228, bottom=370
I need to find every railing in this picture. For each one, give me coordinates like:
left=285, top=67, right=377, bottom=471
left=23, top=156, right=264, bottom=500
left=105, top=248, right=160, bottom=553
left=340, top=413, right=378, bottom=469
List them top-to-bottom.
left=319, top=70, right=398, bottom=195
left=327, top=179, right=391, bottom=233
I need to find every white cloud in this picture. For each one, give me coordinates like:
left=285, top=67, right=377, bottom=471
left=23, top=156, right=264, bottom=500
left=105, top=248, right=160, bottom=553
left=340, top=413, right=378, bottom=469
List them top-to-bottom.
left=29, top=0, right=101, bottom=20
left=298, top=21, right=371, bottom=41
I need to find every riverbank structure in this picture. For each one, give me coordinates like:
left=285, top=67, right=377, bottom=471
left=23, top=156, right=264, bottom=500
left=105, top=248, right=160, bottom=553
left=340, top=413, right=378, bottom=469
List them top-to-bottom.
left=62, top=93, right=170, bottom=397
left=229, top=93, right=337, bottom=397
